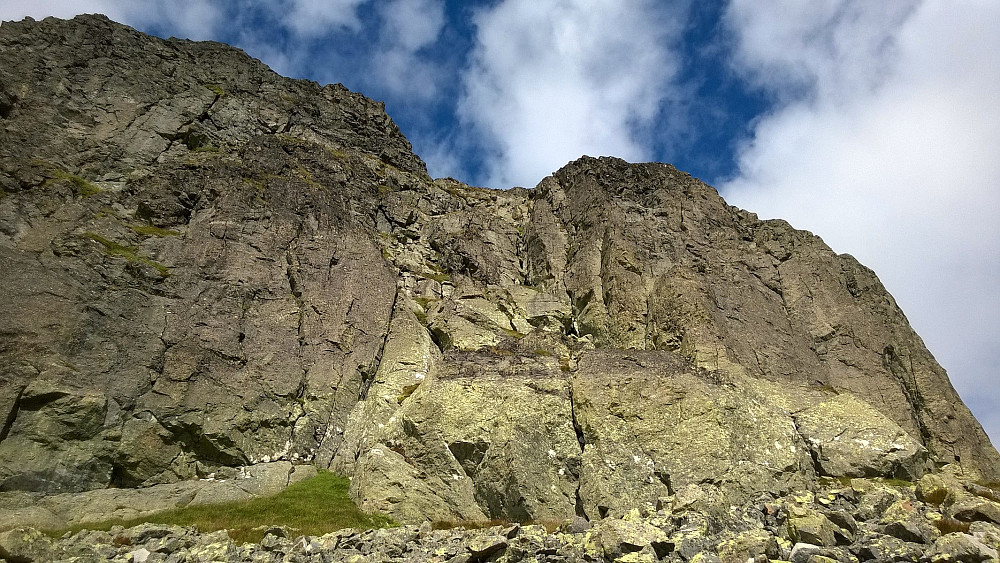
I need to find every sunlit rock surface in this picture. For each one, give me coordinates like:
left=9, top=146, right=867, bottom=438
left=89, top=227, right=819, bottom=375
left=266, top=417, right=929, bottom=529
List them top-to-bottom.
left=0, top=15, right=997, bottom=533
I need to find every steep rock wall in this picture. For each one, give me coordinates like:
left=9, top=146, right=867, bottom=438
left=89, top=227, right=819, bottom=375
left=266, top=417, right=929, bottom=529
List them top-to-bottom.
left=0, top=15, right=996, bottom=523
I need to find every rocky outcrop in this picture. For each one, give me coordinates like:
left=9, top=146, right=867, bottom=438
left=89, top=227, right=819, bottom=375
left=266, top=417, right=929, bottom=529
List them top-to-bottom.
left=0, top=13, right=997, bottom=529
left=0, top=462, right=316, bottom=530
left=4, top=475, right=1000, bottom=562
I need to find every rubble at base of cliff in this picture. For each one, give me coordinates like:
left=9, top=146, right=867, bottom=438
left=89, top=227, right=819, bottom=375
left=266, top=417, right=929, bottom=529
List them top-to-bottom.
left=4, top=472, right=1000, bottom=563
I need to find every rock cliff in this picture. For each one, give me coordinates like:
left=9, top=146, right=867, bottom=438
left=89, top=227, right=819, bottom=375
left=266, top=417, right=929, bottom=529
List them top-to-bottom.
left=1, top=13, right=997, bottom=529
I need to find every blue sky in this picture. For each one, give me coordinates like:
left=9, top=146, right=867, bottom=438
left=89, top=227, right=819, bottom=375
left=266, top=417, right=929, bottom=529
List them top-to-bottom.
left=2, top=1, right=999, bottom=448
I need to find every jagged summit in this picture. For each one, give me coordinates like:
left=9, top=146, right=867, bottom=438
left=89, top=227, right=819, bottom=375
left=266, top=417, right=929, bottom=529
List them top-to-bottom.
left=0, top=12, right=425, bottom=187
left=1, top=15, right=998, bottom=557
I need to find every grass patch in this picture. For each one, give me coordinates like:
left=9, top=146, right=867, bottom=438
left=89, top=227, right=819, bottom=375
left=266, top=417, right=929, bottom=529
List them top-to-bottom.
left=203, top=83, right=227, bottom=97
left=295, top=164, right=323, bottom=190
left=53, top=170, right=101, bottom=197
left=128, top=224, right=180, bottom=237
left=81, top=233, right=171, bottom=278
left=424, top=271, right=452, bottom=284
left=413, top=297, right=437, bottom=310
left=413, top=308, right=428, bottom=325
left=501, top=327, right=527, bottom=340
left=44, top=472, right=394, bottom=544
left=817, top=476, right=855, bottom=488
left=879, top=477, right=915, bottom=488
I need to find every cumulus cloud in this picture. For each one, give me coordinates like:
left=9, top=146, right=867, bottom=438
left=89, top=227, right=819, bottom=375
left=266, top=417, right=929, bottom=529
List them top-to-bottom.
left=0, top=0, right=224, bottom=40
left=0, top=0, right=106, bottom=21
left=277, top=0, right=371, bottom=37
left=370, top=0, right=446, bottom=100
left=456, top=0, right=688, bottom=188
left=721, top=0, right=1000, bottom=443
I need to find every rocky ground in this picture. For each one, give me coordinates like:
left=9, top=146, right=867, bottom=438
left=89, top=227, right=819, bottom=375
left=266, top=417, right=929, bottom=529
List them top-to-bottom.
left=3, top=472, right=1000, bottom=562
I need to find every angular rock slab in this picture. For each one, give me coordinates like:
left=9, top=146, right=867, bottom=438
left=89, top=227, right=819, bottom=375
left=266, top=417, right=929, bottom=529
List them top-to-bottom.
left=571, top=349, right=815, bottom=518
left=349, top=350, right=581, bottom=523
left=794, top=394, right=929, bottom=480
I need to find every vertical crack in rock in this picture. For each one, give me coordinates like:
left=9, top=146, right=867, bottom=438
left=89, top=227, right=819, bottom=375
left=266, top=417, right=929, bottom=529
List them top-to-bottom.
left=284, top=249, right=306, bottom=348
left=359, top=286, right=398, bottom=402
left=883, top=345, right=934, bottom=451
left=568, top=382, right=588, bottom=519
left=0, top=386, right=24, bottom=443
left=789, top=414, right=824, bottom=477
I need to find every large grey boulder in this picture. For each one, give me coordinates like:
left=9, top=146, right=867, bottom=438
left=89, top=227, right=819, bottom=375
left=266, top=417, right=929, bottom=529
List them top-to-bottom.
left=794, top=394, right=929, bottom=480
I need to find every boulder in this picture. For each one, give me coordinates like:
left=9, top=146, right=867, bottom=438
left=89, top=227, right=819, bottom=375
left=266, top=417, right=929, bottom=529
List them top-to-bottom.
left=572, top=350, right=814, bottom=518
left=794, top=394, right=928, bottom=480
left=951, top=496, right=1000, bottom=525
left=880, top=499, right=938, bottom=544
left=787, top=507, right=841, bottom=547
left=589, top=517, right=671, bottom=561
left=0, top=527, right=56, bottom=563
left=924, top=533, right=998, bottom=563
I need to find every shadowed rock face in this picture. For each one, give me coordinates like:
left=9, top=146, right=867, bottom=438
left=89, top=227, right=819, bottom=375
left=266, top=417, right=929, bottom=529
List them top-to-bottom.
left=0, top=14, right=996, bottom=522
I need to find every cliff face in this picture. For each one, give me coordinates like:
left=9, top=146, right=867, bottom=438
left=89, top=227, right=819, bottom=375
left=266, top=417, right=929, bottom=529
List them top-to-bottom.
left=0, top=14, right=996, bottom=523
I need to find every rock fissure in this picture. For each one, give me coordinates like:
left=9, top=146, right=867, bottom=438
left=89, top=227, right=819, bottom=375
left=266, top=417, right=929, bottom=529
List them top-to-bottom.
left=567, top=383, right=588, bottom=519
left=0, top=386, right=23, bottom=443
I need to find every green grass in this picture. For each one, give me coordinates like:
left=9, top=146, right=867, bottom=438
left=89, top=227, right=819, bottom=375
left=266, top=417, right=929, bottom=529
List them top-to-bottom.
left=203, top=83, right=227, bottom=97
left=53, top=170, right=101, bottom=197
left=128, top=224, right=180, bottom=237
left=81, top=233, right=171, bottom=277
left=424, top=271, right=451, bottom=283
left=413, top=297, right=437, bottom=310
left=501, top=327, right=527, bottom=339
left=45, top=472, right=394, bottom=544
left=817, top=476, right=855, bottom=488
left=879, top=477, right=915, bottom=488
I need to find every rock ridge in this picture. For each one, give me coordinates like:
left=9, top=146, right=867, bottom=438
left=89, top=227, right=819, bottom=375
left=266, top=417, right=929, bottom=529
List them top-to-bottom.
left=0, top=13, right=997, bottom=533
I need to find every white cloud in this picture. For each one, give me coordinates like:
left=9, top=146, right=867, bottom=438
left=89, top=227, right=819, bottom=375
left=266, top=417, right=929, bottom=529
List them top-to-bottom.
left=116, top=0, right=224, bottom=40
left=278, top=0, right=371, bottom=37
left=370, top=0, right=446, bottom=100
left=379, top=0, right=443, bottom=52
left=456, top=0, right=687, bottom=188
left=721, top=0, right=1000, bottom=444
left=0, top=1, right=224, bottom=41
left=0, top=1, right=108, bottom=22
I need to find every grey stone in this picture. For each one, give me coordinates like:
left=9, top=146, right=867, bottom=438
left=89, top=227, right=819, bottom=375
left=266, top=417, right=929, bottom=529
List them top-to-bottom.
left=794, top=395, right=929, bottom=480
left=951, top=496, right=1000, bottom=525
left=590, top=517, right=670, bottom=561
left=0, top=527, right=56, bottom=563
left=924, top=533, right=998, bottom=563
left=790, top=542, right=823, bottom=563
